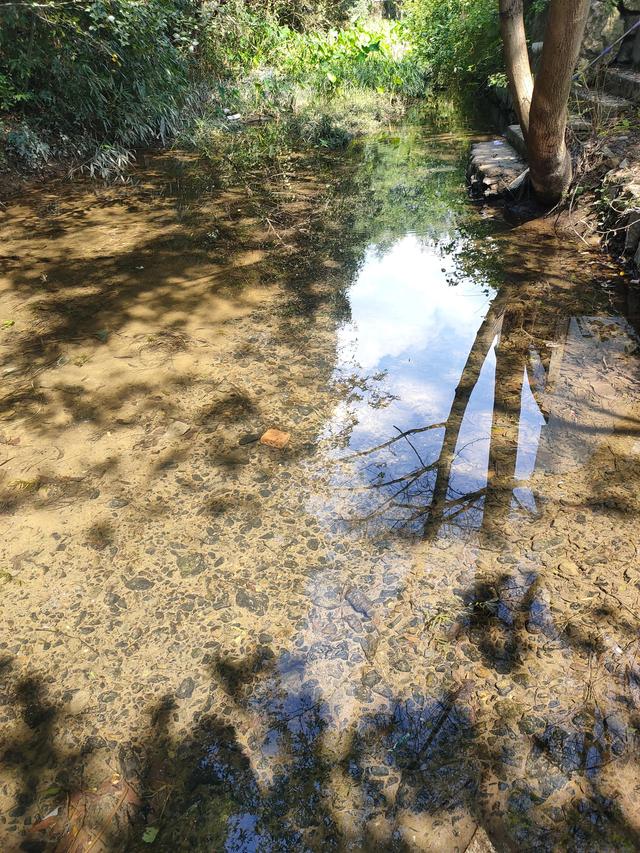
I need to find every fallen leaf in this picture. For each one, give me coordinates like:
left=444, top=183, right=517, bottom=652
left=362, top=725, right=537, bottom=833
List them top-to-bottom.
left=43, top=784, right=64, bottom=798
left=30, top=809, right=59, bottom=833
left=142, top=826, right=159, bottom=843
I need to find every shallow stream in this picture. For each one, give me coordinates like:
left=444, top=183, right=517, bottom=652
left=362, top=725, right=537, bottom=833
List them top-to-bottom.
left=2, top=107, right=640, bottom=851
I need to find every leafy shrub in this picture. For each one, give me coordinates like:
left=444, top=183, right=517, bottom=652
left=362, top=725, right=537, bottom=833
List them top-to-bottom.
left=0, top=0, right=193, bottom=149
left=0, top=0, right=424, bottom=174
left=243, top=0, right=354, bottom=30
left=403, top=0, right=502, bottom=88
left=196, top=1, right=287, bottom=79
left=181, top=11, right=425, bottom=173
left=279, top=19, right=425, bottom=96
left=184, top=82, right=405, bottom=180
left=292, top=85, right=405, bottom=144
left=5, top=124, right=51, bottom=168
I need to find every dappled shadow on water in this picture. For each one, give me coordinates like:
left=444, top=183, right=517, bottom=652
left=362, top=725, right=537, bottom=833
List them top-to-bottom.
left=3, top=113, right=640, bottom=853
left=0, top=162, right=350, bottom=427
left=4, top=626, right=640, bottom=852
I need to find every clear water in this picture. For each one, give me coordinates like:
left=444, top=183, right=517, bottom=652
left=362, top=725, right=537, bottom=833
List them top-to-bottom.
left=1, top=109, right=640, bottom=852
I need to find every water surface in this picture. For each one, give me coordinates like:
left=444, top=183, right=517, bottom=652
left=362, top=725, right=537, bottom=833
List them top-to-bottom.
left=1, top=111, right=640, bottom=852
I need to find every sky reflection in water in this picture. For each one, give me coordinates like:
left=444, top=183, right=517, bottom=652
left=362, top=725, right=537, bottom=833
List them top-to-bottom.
left=4, top=115, right=640, bottom=853
left=319, top=222, right=640, bottom=539
left=320, top=230, right=538, bottom=534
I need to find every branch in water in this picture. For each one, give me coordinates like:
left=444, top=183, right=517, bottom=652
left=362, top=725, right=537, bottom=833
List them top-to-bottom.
left=340, top=422, right=446, bottom=461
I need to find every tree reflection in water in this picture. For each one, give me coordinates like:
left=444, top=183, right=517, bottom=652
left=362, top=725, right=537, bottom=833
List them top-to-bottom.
left=4, top=119, right=640, bottom=852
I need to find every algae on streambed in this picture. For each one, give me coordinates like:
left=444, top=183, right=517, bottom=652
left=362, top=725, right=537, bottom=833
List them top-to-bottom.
left=2, top=111, right=640, bottom=852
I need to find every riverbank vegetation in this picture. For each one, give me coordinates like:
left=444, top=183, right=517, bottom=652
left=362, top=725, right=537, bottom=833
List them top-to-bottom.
left=0, top=0, right=512, bottom=178
left=403, top=0, right=501, bottom=88
left=0, top=1, right=409, bottom=175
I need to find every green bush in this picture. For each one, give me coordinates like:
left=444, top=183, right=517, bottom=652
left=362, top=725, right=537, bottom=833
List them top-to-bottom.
left=0, top=0, right=194, bottom=150
left=0, top=0, right=426, bottom=173
left=242, top=0, right=354, bottom=31
left=403, top=0, right=501, bottom=88
left=196, top=1, right=287, bottom=79
left=179, top=11, right=426, bottom=174
left=279, top=19, right=425, bottom=96
left=184, top=82, right=406, bottom=181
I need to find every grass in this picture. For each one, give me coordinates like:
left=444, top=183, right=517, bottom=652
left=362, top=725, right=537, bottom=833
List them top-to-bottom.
left=180, top=17, right=424, bottom=178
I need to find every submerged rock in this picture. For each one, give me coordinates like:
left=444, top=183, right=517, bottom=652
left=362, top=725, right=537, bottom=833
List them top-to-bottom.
left=176, top=553, right=206, bottom=577
left=124, top=576, right=154, bottom=591
left=236, top=588, right=268, bottom=614
left=346, top=588, right=374, bottom=619
left=176, top=677, right=196, bottom=699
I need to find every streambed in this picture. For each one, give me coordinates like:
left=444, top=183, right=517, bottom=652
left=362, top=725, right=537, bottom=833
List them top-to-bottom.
left=1, top=110, right=640, bottom=851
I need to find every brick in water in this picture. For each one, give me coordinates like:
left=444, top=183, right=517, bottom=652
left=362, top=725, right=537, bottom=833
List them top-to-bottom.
left=260, top=428, right=290, bottom=449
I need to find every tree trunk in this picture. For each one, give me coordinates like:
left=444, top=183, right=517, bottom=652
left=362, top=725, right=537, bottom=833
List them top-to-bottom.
left=499, top=0, right=534, bottom=139
left=527, top=0, right=591, bottom=203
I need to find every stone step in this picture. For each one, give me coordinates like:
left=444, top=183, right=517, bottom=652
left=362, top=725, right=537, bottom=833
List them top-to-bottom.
left=601, top=66, right=640, bottom=104
left=573, top=86, right=631, bottom=119
left=568, top=114, right=591, bottom=134
left=505, top=117, right=589, bottom=159
left=505, top=124, right=527, bottom=158
left=467, top=138, right=527, bottom=199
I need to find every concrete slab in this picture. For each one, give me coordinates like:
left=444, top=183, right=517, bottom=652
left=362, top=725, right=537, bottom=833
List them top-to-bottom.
left=602, top=66, right=640, bottom=103
left=505, top=124, right=526, bottom=158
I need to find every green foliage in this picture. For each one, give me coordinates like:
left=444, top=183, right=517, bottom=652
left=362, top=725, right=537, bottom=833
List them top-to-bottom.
left=0, top=0, right=194, bottom=158
left=0, top=0, right=425, bottom=173
left=240, top=0, right=354, bottom=31
left=403, top=0, right=502, bottom=87
left=527, top=0, right=550, bottom=16
left=196, top=1, right=289, bottom=79
left=180, top=12, right=425, bottom=173
left=196, top=13, right=425, bottom=96
left=278, top=20, right=425, bottom=95
left=487, top=71, right=508, bottom=88
left=0, top=72, right=31, bottom=111
left=186, top=84, right=405, bottom=180
left=293, top=86, right=406, bottom=146
left=188, top=118, right=287, bottom=174
left=5, top=124, right=51, bottom=168
left=142, top=825, right=160, bottom=844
